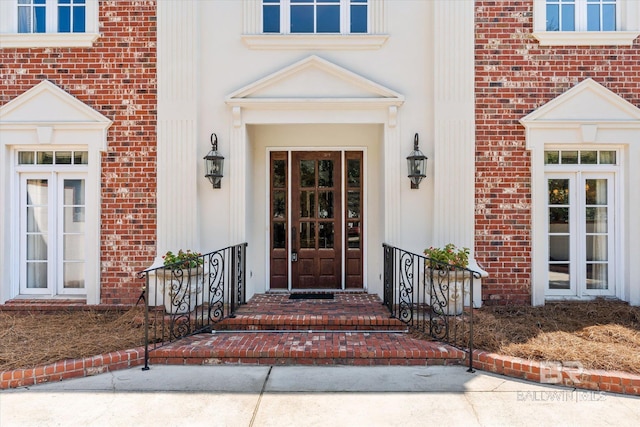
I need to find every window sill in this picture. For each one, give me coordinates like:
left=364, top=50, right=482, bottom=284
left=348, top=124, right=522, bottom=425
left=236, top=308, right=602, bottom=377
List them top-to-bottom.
left=532, top=31, right=640, bottom=46
left=0, top=33, right=100, bottom=48
left=241, top=34, right=389, bottom=50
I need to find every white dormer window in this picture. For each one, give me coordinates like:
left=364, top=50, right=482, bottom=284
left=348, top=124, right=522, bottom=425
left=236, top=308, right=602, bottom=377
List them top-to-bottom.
left=0, top=0, right=99, bottom=48
left=263, top=0, right=367, bottom=34
left=533, top=0, right=640, bottom=45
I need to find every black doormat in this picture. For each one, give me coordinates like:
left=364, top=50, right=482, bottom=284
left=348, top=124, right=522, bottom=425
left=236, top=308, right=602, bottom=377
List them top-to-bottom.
left=289, top=293, right=334, bottom=300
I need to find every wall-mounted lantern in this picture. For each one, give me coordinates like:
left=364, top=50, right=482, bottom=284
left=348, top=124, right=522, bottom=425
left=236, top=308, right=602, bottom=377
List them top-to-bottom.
left=204, top=133, right=224, bottom=189
left=406, top=133, right=428, bottom=189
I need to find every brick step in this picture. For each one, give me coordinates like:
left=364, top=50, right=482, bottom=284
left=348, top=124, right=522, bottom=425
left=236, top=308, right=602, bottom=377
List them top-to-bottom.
left=214, top=314, right=407, bottom=331
left=149, top=331, right=467, bottom=367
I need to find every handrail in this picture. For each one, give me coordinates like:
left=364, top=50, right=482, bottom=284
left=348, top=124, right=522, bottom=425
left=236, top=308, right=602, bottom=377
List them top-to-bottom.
left=137, top=243, right=248, bottom=370
left=383, top=243, right=481, bottom=372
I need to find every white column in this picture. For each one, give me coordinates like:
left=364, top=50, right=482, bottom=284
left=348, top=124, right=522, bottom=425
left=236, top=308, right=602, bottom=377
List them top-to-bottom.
left=156, top=0, right=200, bottom=264
left=432, top=0, right=475, bottom=250
left=384, top=106, right=401, bottom=243
left=229, top=107, right=247, bottom=244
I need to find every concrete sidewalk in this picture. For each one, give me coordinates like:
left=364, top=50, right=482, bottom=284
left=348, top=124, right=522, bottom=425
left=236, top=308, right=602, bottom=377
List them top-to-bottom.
left=1, top=365, right=638, bottom=427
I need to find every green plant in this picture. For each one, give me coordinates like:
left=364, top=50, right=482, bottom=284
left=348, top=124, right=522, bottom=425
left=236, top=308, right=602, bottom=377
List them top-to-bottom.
left=424, top=243, right=469, bottom=270
left=162, top=249, right=203, bottom=269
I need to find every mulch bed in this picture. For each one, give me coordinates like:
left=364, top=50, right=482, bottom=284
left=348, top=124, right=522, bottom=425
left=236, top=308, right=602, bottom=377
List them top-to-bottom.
left=1, top=299, right=639, bottom=374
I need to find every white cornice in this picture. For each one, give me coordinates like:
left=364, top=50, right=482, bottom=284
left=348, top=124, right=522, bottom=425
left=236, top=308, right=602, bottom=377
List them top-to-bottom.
left=0, top=33, right=100, bottom=48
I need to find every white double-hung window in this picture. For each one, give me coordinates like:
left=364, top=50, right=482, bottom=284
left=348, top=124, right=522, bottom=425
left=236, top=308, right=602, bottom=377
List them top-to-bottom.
left=0, top=0, right=99, bottom=48
left=533, top=0, right=640, bottom=45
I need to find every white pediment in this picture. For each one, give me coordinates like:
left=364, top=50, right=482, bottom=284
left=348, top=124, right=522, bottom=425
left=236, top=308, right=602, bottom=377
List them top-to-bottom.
left=226, top=55, right=404, bottom=108
left=521, top=78, right=640, bottom=125
left=0, top=80, right=111, bottom=126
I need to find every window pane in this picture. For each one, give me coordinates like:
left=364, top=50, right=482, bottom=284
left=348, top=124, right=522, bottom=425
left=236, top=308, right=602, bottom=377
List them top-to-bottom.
left=350, top=3, right=367, bottom=33
left=263, top=4, right=280, bottom=32
left=546, top=4, right=560, bottom=31
left=561, top=4, right=575, bottom=31
left=587, top=4, right=600, bottom=31
left=602, top=4, right=616, bottom=31
left=18, top=5, right=31, bottom=33
left=34, top=5, right=46, bottom=33
left=59, top=5, right=71, bottom=32
left=73, top=5, right=85, bottom=32
left=291, top=5, right=314, bottom=32
left=317, top=5, right=340, bottom=33
left=37, top=151, right=54, bottom=165
left=55, top=151, right=73, bottom=164
left=74, top=151, right=89, bottom=164
left=544, top=151, right=559, bottom=164
left=561, top=151, right=578, bottom=164
left=580, top=151, right=597, bottom=164
left=600, top=151, right=616, bottom=164
left=18, top=152, right=35, bottom=165
left=273, top=159, right=286, bottom=188
left=347, top=159, right=361, bottom=187
left=300, top=160, right=315, bottom=187
left=318, top=160, right=334, bottom=187
left=27, top=179, right=48, bottom=205
left=64, top=179, right=85, bottom=205
left=548, top=179, right=569, bottom=205
left=585, top=179, right=607, bottom=205
left=273, top=191, right=286, bottom=218
left=300, top=191, right=315, bottom=218
left=318, top=191, right=334, bottom=219
left=347, top=191, right=360, bottom=218
left=27, top=207, right=48, bottom=232
left=64, top=207, right=85, bottom=232
left=549, top=207, right=569, bottom=232
left=585, top=207, right=607, bottom=233
left=347, top=221, right=360, bottom=249
left=300, top=222, right=315, bottom=248
left=273, top=223, right=286, bottom=249
left=319, top=223, right=334, bottom=249
left=27, top=235, right=48, bottom=260
left=64, top=235, right=85, bottom=261
left=549, top=235, right=570, bottom=261
left=586, top=235, right=607, bottom=261
left=26, top=262, right=47, bottom=288
left=64, top=262, right=85, bottom=289
left=548, top=264, right=570, bottom=289
left=586, top=264, right=608, bottom=289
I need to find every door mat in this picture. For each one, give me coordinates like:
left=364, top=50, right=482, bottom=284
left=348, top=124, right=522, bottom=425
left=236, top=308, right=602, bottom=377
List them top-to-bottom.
left=289, top=293, right=335, bottom=300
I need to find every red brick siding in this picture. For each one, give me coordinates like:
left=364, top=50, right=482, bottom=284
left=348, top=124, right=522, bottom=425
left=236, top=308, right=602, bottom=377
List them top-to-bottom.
left=0, top=1, right=157, bottom=305
left=475, top=1, right=640, bottom=305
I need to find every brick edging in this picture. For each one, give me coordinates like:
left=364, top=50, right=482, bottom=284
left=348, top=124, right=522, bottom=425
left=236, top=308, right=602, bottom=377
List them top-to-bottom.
left=0, top=347, right=146, bottom=390
left=472, top=350, right=640, bottom=396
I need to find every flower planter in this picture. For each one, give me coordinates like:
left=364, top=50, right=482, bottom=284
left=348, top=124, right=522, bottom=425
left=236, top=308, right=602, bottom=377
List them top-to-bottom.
left=162, top=266, right=204, bottom=314
left=426, top=268, right=470, bottom=316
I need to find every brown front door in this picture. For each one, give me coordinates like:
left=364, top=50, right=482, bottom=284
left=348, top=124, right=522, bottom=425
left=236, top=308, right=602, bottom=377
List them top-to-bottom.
left=269, top=151, right=363, bottom=290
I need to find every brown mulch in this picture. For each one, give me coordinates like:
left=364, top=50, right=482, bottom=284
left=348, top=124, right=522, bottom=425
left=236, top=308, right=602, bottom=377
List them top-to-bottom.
left=1, top=299, right=639, bottom=374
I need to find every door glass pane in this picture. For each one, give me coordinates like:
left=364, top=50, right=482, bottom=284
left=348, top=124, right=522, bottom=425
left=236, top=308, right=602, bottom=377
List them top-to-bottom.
left=273, top=159, right=286, bottom=188
left=347, top=159, right=361, bottom=187
left=300, top=160, right=315, bottom=187
left=318, top=160, right=334, bottom=187
left=27, top=179, right=48, bottom=205
left=64, top=179, right=85, bottom=205
left=548, top=179, right=569, bottom=204
left=585, top=179, right=607, bottom=205
left=273, top=191, right=286, bottom=218
left=300, top=191, right=315, bottom=218
left=318, top=191, right=334, bottom=219
left=347, top=191, right=360, bottom=219
left=27, top=207, right=48, bottom=232
left=549, top=207, right=569, bottom=233
left=585, top=207, right=607, bottom=233
left=347, top=221, right=360, bottom=249
left=300, top=222, right=315, bottom=248
left=273, top=223, right=286, bottom=249
left=319, top=223, right=334, bottom=248
left=27, top=235, right=48, bottom=260
left=63, top=235, right=85, bottom=260
left=586, top=235, right=607, bottom=261
left=549, top=236, right=569, bottom=261
left=26, top=263, right=47, bottom=288
left=63, top=263, right=85, bottom=289
left=549, top=264, right=570, bottom=289
left=586, top=264, right=608, bottom=290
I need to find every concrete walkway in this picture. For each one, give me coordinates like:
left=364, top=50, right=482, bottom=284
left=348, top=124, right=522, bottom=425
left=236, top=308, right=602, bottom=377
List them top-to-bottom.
left=1, top=365, right=639, bottom=426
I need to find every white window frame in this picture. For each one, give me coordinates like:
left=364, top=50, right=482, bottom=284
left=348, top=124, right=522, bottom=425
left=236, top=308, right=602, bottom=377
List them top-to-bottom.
left=0, top=0, right=100, bottom=48
left=241, top=0, right=388, bottom=50
left=532, top=0, right=640, bottom=45
left=545, top=166, right=618, bottom=299
left=18, top=168, right=88, bottom=297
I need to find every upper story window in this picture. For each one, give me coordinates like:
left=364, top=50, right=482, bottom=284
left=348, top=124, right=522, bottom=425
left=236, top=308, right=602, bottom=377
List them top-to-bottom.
left=0, top=0, right=98, bottom=48
left=18, top=0, right=86, bottom=34
left=263, top=0, right=367, bottom=34
left=533, top=0, right=640, bottom=45
left=546, top=0, right=616, bottom=31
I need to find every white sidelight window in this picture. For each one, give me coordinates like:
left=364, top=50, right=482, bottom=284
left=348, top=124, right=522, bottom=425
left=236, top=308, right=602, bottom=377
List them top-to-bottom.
left=545, top=150, right=618, bottom=298
left=18, top=151, right=88, bottom=296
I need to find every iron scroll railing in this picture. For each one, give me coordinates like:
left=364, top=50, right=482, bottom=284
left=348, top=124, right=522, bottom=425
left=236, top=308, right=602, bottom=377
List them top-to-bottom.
left=138, top=243, right=247, bottom=370
left=382, top=244, right=481, bottom=372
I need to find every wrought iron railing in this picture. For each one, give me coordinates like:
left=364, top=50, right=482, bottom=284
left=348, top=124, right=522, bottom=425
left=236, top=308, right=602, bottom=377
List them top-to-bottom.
left=138, top=243, right=247, bottom=369
left=382, top=244, right=481, bottom=372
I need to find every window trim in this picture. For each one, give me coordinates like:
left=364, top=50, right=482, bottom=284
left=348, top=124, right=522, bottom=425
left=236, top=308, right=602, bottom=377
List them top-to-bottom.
left=0, top=0, right=99, bottom=48
left=532, top=0, right=640, bottom=45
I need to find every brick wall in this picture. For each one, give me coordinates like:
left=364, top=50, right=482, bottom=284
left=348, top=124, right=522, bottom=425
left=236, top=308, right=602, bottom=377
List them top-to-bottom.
left=0, top=1, right=157, bottom=305
left=475, top=1, right=640, bottom=305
